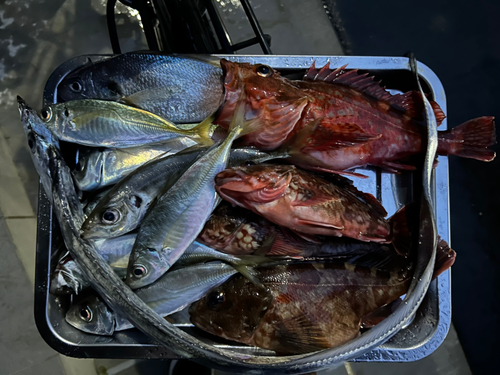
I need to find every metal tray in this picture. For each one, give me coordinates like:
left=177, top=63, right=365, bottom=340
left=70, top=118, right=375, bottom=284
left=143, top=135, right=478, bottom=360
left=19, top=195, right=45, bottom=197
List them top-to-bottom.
left=34, top=54, right=451, bottom=362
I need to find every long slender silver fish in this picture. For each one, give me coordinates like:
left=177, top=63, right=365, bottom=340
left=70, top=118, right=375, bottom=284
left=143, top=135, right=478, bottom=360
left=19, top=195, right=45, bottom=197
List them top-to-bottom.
left=57, top=53, right=224, bottom=123
left=35, top=99, right=214, bottom=148
left=126, top=101, right=253, bottom=289
left=74, top=137, right=198, bottom=191
left=81, top=146, right=283, bottom=240
left=65, top=262, right=238, bottom=335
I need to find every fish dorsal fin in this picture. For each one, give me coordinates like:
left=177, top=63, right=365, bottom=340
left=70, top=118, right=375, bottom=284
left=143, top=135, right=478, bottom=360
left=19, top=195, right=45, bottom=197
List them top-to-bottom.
left=304, top=62, right=393, bottom=102
left=304, top=63, right=447, bottom=126
left=388, top=91, right=446, bottom=126
left=269, top=312, right=333, bottom=354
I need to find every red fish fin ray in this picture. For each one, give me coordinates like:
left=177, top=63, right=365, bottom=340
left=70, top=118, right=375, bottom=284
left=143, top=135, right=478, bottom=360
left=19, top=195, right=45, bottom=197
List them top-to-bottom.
left=304, top=63, right=393, bottom=101
left=250, top=98, right=308, bottom=150
left=437, top=116, right=496, bottom=161
left=300, top=122, right=381, bottom=152
left=378, top=160, right=417, bottom=172
left=304, top=166, right=369, bottom=179
left=295, top=219, right=344, bottom=230
left=267, top=229, right=308, bottom=256
left=290, top=231, right=323, bottom=243
left=433, top=238, right=456, bottom=279
left=361, top=299, right=403, bottom=328
left=270, top=313, right=334, bottom=354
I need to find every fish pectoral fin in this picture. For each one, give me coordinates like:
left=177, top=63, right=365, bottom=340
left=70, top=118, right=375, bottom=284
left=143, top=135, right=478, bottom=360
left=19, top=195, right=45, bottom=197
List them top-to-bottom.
left=119, top=87, right=181, bottom=107
left=300, top=122, right=382, bottom=153
left=378, top=160, right=417, bottom=173
left=305, top=166, right=369, bottom=179
left=295, top=219, right=344, bottom=231
left=290, top=231, right=322, bottom=244
left=270, top=313, right=332, bottom=354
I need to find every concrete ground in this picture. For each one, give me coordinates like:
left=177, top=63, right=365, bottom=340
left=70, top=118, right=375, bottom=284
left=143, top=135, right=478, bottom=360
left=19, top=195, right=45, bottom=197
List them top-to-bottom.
left=0, top=0, right=472, bottom=374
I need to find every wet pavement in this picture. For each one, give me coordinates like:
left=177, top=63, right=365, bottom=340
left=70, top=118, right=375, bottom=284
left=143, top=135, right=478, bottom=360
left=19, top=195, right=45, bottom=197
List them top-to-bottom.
left=0, top=0, right=478, bottom=374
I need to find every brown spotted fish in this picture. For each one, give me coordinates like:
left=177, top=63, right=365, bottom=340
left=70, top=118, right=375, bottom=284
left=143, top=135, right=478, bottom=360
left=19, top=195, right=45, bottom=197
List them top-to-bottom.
left=215, top=164, right=411, bottom=254
left=189, top=261, right=411, bottom=354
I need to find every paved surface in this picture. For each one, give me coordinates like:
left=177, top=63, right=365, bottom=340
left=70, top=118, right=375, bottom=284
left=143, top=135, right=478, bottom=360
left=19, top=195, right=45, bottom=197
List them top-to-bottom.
left=0, top=0, right=474, bottom=374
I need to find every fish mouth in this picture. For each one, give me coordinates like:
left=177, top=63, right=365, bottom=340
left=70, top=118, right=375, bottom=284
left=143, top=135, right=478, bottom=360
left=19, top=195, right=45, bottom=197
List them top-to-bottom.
left=219, top=59, right=239, bottom=90
left=215, top=169, right=266, bottom=193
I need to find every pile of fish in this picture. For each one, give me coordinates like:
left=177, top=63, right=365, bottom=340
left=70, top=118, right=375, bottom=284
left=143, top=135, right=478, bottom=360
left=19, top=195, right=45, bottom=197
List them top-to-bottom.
left=19, top=52, right=496, bottom=355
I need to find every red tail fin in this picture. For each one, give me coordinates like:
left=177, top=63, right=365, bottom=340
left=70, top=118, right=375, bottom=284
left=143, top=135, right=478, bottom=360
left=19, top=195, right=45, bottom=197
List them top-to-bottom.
left=437, top=116, right=496, bottom=161
left=433, top=239, right=456, bottom=279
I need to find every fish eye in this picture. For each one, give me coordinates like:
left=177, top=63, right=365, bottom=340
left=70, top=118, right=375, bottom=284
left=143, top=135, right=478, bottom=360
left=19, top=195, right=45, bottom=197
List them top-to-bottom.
left=256, top=65, right=273, bottom=77
left=70, top=81, right=82, bottom=92
left=40, top=107, right=52, bottom=122
left=64, top=108, right=70, bottom=117
left=27, top=133, right=36, bottom=152
left=101, top=208, right=120, bottom=224
left=133, top=265, right=147, bottom=278
left=207, top=290, right=226, bottom=309
left=79, top=307, right=93, bottom=322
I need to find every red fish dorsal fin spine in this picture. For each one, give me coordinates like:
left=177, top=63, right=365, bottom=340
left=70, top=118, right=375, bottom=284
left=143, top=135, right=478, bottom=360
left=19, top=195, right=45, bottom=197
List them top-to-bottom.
left=304, top=62, right=446, bottom=126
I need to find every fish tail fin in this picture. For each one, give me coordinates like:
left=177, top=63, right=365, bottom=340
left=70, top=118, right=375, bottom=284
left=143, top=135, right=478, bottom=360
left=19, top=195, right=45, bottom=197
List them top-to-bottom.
left=191, top=114, right=216, bottom=146
left=437, top=116, right=496, bottom=161
left=389, top=204, right=416, bottom=257
left=433, top=238, right=456, bottom=279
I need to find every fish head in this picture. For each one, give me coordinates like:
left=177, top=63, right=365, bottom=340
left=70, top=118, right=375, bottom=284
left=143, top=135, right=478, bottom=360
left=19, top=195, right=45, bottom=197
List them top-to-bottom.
left=217, top=60, right=309, bottom=149
left=57, top=62, right=121, bottom=102
left=17, top=96, right=58, bottom=199
left=73, top=149, right=104, bottom=191
left=215, top=164, right=294, bottom=207
left=81, top=192, right=145, bottom=240
left=126, top=244, right=168, bottom=290
left=50, top=256, right=86, bottom=295
left=189, top=274, right=273, bottom=343
left=65, top=294, right=115, bottom=335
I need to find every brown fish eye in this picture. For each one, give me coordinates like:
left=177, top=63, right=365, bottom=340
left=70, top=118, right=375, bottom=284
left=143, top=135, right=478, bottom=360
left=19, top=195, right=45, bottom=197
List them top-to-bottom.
left=256, top=65, right=273, bottom=77
left=70, top=81, right=82, bottom=92
left=40, top=107, right=52, bottom=122
left=101, top=208, right=120, bottom=224
left=133, top=265, right=147, bottom=278
left=206, top=290, right=226, bottom=309
left=79, top=307, right=92, bottom=322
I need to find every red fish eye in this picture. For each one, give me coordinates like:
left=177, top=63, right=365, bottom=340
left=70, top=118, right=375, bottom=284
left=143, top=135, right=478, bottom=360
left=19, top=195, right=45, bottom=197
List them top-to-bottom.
left=256, top=65, right=273, bottom=77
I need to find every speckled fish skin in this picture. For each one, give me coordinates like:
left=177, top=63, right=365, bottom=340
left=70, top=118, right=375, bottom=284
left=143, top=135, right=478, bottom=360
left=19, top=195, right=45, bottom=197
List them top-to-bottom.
left=57, top=53, right=224, bottom=123
left=39, top=99, right=213, bottom=148
left=74, top=137, right=198, bottom=191
left=81, top=147, right=276, bottom=240
left=215, top=164, right=390, bottom=243
left=198, top=202, right=394, bottom=258
left=66, top=262, right=238, bottom=335
left=189, top=262, right=410, bottom=354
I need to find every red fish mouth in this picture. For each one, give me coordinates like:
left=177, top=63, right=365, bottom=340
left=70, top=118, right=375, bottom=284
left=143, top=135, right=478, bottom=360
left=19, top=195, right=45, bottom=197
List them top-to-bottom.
left=220, top=59, right=238, bottom=88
